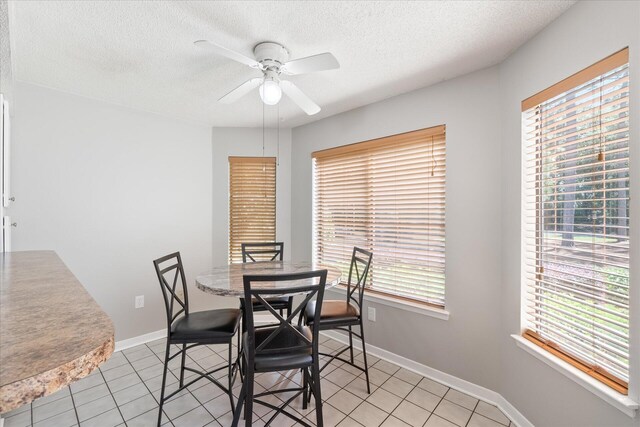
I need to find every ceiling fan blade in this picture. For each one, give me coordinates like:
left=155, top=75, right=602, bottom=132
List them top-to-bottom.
left=194, top=40, right=261, bottom=69
left=281, top=52, right=339, bottom=75
left=218, top=78, right=263, bottom=104
left=280, top=80, right=321, bottom=115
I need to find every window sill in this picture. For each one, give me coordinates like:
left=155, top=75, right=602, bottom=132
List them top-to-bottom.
left=327, top=286, right=450, bottom=321
left=511, top=334, right=638, bottom=418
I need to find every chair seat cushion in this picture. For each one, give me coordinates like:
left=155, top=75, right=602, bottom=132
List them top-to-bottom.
left=305, top=300, right=360, bottom=327
left=171, top=308, right=241, bottom=342
left=244, top=325, right=313, bottom=371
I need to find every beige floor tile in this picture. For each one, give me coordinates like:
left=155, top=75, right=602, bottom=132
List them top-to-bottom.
left=323, top=339, right=346, bottom=351
left=355, top=352, right=380, bottom=366
left=340, top=360, right=366, bottom=376
left=373, top=360, right=400, bottom=375
left=325, top=367, right=358, bottom=388
left=364, top=368, right=392, bottom=387
left=393, top=369, right=422, bottom=386
left=255, top=372, right=287, bottom=390
left=320, top=377, right=343, bottom=400
left=343, top=377, right=376, bottom=400
left=380, top=377, right=414, bottom=399
left=416, top=378, right=449, bottom=397
left=365, top=387, right=403, bottom=414
left=405, top=387, right=442, bottom=412
left=327, top=389, right=363, bottom=415
left=443, top=389, right=478, bottom=411
left=202, top=393, right=234, bottom=419
left=247, top=393, right=282, bottom=419
left=391, top=400, right=431, bottom=427
left=433, top=400, right=472, bottom=427
left=350, top=401, right=388, bottom=427
left=474, top=401, right=510, bottom=426
left=305, top=403, right=347, bottom=427
left=171, top=405, right=215, bottom=427
left=265, top=410, right=301, bottom=427
left=467, top=413, right=506, bottom=427
left=424, top=414, right=458, bottom=427
left=380, top=416, right=411, bottom=427
left=338, top=417, right=366, bottom=426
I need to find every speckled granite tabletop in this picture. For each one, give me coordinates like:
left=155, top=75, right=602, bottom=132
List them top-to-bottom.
left=0, top=251, right=114, bottom=414
left=196, top=261, right=342, bottom=297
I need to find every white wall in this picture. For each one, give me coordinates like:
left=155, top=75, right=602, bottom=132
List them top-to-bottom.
left=499, top=1, right=640, bottom=426
left=291, top=2, right=640, bottom=425
left=291, top=66, right=504, bottom=392
left=9, top=82, right=215, bottom=341
left=8, top=85, right=294, bottom=342
left=210, top=126, right=292, bottom=264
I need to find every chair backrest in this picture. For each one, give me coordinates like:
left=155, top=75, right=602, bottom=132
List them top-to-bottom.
left=241, top=242, right=284, bottom=263
left=346, top=247, right=373, bottom=310
left=153, top=252, right=189, bottom=334
left=242, top=270, right=327, bottom=362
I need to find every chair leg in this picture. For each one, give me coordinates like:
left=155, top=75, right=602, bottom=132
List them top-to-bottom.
left=287, top=296, right=294, bottom=319
left=238, top=307, right=245, bottom=379
left=237, top=318, right=241, bottom=351
left=359, top=319, right=371, bottom=394
left=348, top=325, right=354, bottom=364
left=228, top=341, right=235, bottom=412
left=157, top=342, right=171, bottom=427
left=179, top=343, right=186, bottom=388
left=312, top=361, right=323, bottom=427
left=243, top=366, right=254, bottom=427
left=302, top=368, right=309, bottom=410
left=231, top=377, right=246, bottom=427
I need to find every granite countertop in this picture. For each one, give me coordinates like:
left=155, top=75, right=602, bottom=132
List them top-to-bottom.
left=0, top=251, right=114, bottom=414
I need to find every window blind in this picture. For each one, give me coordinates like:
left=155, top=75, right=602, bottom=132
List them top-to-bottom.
left=522, top=48, right=630, bottom=393
left=312, top=126, right=446, bottom=306
left=228, top=156, right=276, bottom=264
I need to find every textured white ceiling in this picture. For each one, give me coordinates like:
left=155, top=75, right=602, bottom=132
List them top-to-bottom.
left=8, top=1, right=574, bottom=128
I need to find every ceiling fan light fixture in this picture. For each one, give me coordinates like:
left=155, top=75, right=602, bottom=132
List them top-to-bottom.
left=259, top=78, right=282, bottom=105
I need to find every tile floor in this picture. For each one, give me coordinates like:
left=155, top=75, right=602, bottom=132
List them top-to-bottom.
left=2, top=336, right=514, bottom=427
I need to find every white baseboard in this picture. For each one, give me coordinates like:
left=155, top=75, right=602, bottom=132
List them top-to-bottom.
left=114, top=329, right=165, bottom=352
left=321, top=330, right=533, bottom=427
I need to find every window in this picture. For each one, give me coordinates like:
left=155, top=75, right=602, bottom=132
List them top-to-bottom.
left=522, top=48, right=630, bottom=394
left=312, top=126, right=446, bottom=306
left=228, top=156, right=276, bottom=264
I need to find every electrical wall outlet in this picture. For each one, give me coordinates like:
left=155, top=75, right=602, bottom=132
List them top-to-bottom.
left=135, top=295, right=144, bottom=309
left=367, top=307, right=376, bottom=322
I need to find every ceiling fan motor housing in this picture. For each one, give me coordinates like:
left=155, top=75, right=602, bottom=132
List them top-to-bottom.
left=253, top=42, right=290, bottom=71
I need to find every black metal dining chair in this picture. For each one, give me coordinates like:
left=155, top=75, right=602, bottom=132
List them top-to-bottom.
left=240, top=242, right=293, bottom=317
left=303, top=247, right=373, bottom=394
left=153, top=252, right=241, bottom=427
left=232, top=270, right=327, bottom=427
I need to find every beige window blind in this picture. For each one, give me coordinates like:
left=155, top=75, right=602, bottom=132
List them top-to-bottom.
left=522, top=48, right=630, bottom=393
left=312, top=126, right=446, bottom=306
left=228, top=156, right=276, bottom=264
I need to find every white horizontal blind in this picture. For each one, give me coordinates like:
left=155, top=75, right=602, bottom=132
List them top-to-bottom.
left=523, top=51, right=630, bottom=391
left=313, top=126, right=446, bottom=306
left=228, top=157, right=276, bottom=264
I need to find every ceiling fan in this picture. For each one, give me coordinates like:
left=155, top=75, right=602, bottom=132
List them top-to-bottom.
left=194, top=40, right=339, bottom=115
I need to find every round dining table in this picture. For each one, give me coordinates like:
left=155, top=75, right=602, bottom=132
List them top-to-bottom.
left=195, top=261, right=342, bottom=297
